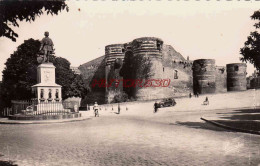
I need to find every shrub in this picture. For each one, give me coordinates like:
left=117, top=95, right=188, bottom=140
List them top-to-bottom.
left=112, top=92, right=128, bottom=103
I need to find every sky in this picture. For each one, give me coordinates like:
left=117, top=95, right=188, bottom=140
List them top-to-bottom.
left=0, top=1, right=259, bottom=81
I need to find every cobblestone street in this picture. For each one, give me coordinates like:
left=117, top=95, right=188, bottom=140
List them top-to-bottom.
left=2, top=1, right=260, bottom=165
left=0, top=90, right=259, bottom=166
left=0, top=105, right=260, bottom=166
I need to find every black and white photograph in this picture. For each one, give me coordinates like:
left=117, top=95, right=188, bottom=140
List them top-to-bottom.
left=0, top=0, right=260, bottom=165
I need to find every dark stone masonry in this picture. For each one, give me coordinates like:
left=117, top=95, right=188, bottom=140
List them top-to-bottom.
left=78, top=37, right=247, bottom=104
left=226, top=63, right=247, bottom=91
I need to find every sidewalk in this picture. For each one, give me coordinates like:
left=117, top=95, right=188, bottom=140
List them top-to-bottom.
left=201, top=107, right=260, bottom=135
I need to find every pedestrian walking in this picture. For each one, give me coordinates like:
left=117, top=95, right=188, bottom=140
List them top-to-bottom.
left=194, top=92, right=199, bottom=98
left=154, top=101, right=159, bottom=113
left=93, top=102, right=99, bottom=117
left=118, top=103, right=121, bottom=114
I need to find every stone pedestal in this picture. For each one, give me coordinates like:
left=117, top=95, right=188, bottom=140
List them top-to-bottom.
left=32, top=63, right=62, bottom=102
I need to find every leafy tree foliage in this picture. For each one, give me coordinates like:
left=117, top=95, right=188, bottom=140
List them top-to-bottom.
left=0, top=0, right=68, bottom=42
left=240, top=10, right=260, bottom=72
left=1, top=38, right=87, bottom=107
left=1, top=39, right=40, bottom=106
left=54, top=57, right=87, bottom=99
left=0, top=82, right=3, bottom=111
left=112, top=92, right=128, bottom=103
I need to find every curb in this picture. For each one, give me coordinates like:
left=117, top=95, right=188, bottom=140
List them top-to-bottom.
left=0, top=117, right=90, bottom=125
left=201, top=117, right=260, bottom=135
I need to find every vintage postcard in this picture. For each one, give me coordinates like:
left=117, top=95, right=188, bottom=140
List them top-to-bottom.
left=0, top=0, right=260, bottom=165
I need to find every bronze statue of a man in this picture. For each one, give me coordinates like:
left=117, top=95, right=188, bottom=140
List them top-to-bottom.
left=39, top=31, right=54, bottom=63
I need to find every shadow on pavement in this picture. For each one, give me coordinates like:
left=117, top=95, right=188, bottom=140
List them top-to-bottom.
left=205, top=108, right=260, bottom=133
left=216, top=108, right=260, bottom=115
left=216, top=108, right=260, bottom=121
left=114, top=112, right=120, bottom=114
left=220, top=114, right=260, bottom=121
left=213, top=120, right=260, bottom=132
left=175, top=121, right=230, bottom=132
left=0, top=160, right=18, bottom=166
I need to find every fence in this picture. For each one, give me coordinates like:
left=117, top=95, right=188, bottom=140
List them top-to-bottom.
left=0, top=100, right=80, bottom=117
left=11, top=100, right=35, bottom=115
left=0, top=108, right=12, bottom=117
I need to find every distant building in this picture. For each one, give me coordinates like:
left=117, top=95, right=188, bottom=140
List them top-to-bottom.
left=248, top=70, right=260, bottom=89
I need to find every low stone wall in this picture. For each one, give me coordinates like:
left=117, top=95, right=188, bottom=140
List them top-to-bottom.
left=8, top=113, right=81, bottom=121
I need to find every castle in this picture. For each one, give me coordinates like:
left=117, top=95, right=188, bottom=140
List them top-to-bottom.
left=78, top=37, right=247, bottom=104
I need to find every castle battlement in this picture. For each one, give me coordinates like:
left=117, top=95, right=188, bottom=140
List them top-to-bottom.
left=78, top=37, right=247, bottom=104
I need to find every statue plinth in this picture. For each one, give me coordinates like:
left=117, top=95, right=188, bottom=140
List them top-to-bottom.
left=32, top=63, right=62, bottom=103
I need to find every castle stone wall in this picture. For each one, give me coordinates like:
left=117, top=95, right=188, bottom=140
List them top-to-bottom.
left=78, top=37, right=247, bottom=104
left=132, top=37, right=164, bottom=100
left=105, top=44, right=125, bottom=103
left=161, top=45, right=193, bottom=97
left=78, top=56, right=106, bottom=105
left=193, top=59, right=216, bottom=94
left=226, top=63, right=247, bottom=91
left=215, top=66, right=227, bottom=93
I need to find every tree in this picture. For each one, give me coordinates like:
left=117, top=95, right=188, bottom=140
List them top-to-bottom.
left=0, top=0, right=68, bottom=42
left=240, top=10, right=260, bottom=72
left=1, top=38, right=87, bottom=107
left=1, top=39, right=40, bottom=106
left=54, top=57, right=88, bottom=99
left=0, top=82, right=3, bottom=111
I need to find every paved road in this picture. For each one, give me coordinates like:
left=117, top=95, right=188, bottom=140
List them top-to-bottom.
left=0, top=107, right=260, bottom=166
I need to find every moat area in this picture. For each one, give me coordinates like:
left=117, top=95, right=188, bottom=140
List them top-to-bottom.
left=0, top=90, right=259, bottom=166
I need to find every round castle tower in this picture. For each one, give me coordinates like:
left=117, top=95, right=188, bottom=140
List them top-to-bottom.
left=132, top=37, right=164, bottom=100
left=105, top=44, right=125, bottom=103
left=193, top=59, right=216, bottom=94
left=226, top=63, right=247, bottom=91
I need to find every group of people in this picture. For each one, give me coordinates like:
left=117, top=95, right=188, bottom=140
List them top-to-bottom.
left=189, top=92, right=209, bottom=105
left=192, top=92, right=199, bottom=98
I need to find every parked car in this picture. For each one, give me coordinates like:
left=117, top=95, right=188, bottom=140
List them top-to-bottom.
left=158, top=98, right=176, bottom=108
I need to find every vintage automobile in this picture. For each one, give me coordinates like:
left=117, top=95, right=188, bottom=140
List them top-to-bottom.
left=158, top=98, right=176, bottom=108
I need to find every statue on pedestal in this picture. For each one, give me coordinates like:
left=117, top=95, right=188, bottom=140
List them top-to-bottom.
left=37, top=31, right=54, bottom=63
left=48, top=89, right=52, bottom=102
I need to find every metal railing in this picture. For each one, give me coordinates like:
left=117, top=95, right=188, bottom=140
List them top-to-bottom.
left=0, top=100, right=79, bottom=117
left=0, top=107, right=12, bottom=117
